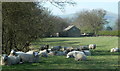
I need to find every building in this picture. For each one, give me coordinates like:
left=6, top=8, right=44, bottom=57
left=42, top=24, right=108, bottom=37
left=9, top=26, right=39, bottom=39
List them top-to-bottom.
left=59, top=25, right=81, bottom=37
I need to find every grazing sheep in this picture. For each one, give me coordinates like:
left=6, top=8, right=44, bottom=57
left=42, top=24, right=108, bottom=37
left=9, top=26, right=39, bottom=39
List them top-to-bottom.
left=89, top=44, right=96, bottom=49
left=110, top=48, right=120, bottom=52
left=82, top=50, right=91, bottom=56
left=66, top=51, right=84, bottom=58
left=19, top=52, right=39, bottom=63
left=73, top=52, right=87, bottom=61
left=1, top=54, right=20, bottom=65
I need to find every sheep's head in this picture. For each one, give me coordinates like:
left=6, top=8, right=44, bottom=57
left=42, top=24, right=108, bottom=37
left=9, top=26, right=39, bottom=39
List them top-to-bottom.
left=10, top=49, right=16, bottom=55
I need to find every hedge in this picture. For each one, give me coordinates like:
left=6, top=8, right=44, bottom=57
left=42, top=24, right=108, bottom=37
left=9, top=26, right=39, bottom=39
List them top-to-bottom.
left=98, top=31, right=119, bottom=36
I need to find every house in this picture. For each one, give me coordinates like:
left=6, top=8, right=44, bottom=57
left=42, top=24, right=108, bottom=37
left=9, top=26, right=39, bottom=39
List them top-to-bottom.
left=59, top=25, right=81, bottom=37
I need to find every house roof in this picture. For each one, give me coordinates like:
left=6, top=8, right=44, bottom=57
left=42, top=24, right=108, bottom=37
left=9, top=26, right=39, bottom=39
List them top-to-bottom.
left=63, top=25, right=75, bottom=31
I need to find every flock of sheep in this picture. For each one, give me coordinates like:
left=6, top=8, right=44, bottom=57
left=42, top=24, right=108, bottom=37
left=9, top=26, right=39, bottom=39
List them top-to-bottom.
left=1, top=44, right=119, bottom=66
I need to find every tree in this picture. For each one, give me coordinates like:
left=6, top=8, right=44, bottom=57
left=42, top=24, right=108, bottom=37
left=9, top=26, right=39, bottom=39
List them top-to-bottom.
left=2, top=1, right=76, bottom=54
left=2, top=2, right=54, bottom=54
left=73, top=9, right=108, bottom=35
left=106, top=26, right=113, bottom=31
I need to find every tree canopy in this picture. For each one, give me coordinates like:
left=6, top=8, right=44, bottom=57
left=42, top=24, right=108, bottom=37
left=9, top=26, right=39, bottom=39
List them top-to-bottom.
left=2, top=2, right=69, bottom=54
left=73, top=9, right=108, bottom=35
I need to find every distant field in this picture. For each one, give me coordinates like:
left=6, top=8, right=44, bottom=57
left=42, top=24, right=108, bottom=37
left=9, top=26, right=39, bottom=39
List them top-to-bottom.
left=2, top=36, right=119, bottom=69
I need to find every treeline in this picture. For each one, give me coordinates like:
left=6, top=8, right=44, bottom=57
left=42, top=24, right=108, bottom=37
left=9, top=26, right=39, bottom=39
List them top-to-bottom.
left=2, top=2, right=69, bottom=54
left=72, top=9, right=118, bottom=36
left=98, top=31, right=118, bottom=36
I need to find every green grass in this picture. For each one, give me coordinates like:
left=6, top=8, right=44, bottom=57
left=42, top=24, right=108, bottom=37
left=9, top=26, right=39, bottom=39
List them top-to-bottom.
left=2, top=36, right=119, bottom=69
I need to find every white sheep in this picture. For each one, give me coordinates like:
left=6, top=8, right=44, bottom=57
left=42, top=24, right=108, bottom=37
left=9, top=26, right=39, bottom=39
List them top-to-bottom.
left=89, top=44, right=96, bottom=49
left=79, top=45, right=89, bottom=50
left=51, top=46, right=62, bottom=51
left=110, top=48, right=120, bottom=52
left=9, top=49, right=25, bottom=56
left=9, top=49, right=16, bottom=56
left=39, top=50, right=48, bottom=57
left=82, top=50, right=91, bottom=56
left=26, top=51, right=35, bottom=54
left=48, top=51, right=55, bottom=56
left=55, top=51, right=66, bottom=56
left=66, top=51, right=85, bottom=58
left=19, top=52, right=39, bottom=63
left=73, top=52, right=87, bottom=61
left=1, top=54, right=20, bottom=65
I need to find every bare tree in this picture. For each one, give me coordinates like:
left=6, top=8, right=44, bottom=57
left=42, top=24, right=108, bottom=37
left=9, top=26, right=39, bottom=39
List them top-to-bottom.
left=73, top=9, right=108, bottom=35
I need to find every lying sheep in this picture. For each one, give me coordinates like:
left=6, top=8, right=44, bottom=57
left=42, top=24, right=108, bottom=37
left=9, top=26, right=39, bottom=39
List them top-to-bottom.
left=89, top=44, right=96, bottom=49
left=40, top=45, right=49, bottom=50
left=79, top=45, right=89, bottom=50
left=51, top=46, right=62, bottom=51
left=64, top=47, right=74, bottom=50
left=110, top=48, right=120, bottom=52
left=9, top=49, right=25, bottom=56
left=9, top=49, right=16, bottom=56
left=39, top=50, right=48, bottom=57
left=82, top=50, right=91, bottom=56
left=26, top=51, right=34, bottom=54
left=48, top=51, right=55, bottom=56
left=55, top=51, right=66, bottom=56
left=66, top=51, right=85, bottom=58
left=19, top=52, right=39, bottom=63
left=73, top=52, right=87, bottom=61
left=1, top=54, right=20, bottom=65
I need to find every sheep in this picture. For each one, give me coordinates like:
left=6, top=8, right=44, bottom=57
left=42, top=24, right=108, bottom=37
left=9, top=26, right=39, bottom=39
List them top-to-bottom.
left=89, top=44, right=96, bottom=49
left=40, top=45, right=49, bottom=50
left=79, top=45, right=89, bottom=50
left=51, top=46, right=62, bottom=51
left=64, top=47, right=74, bottom=50
left=110, top=48, right=120, bottom=52
left=9, top=49, right=25, bottom=56
left=9, top=49, right=16, bottom=56
left=39, top=50, right=48, bottom=57
left=82, top=50, right=91, bottom=56
left=15, top=51, right=25, bottom=56
left=48, top=51, right=55, bottom=56
left=55, top=51, right=66, bottom=56
left=66, top=51, right=85, bottom=58
left=19, top=52, right=39, bottom=63
left=73, top=52, right=87, bottom=61
left=1, top=54, right=20, bottom=65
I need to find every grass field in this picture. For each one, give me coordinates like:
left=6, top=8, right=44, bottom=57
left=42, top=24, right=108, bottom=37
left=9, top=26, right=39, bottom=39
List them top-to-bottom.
left=2, top=36, right=119, bottom=69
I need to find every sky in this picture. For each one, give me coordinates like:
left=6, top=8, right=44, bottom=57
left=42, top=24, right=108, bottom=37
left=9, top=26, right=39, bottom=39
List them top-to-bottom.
left=41, top=0, right=118, bottom=16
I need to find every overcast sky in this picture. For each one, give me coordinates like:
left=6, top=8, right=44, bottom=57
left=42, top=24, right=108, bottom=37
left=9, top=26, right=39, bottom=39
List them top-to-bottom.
left=41, top=0, right=118, bottom=16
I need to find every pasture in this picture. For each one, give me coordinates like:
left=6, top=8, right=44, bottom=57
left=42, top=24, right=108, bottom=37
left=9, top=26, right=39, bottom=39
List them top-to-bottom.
left=2, top=36, right=119, bottom=69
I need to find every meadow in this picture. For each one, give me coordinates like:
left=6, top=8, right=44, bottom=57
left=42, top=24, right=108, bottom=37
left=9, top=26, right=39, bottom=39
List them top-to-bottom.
left=2, top=36, right=119, bottom=70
